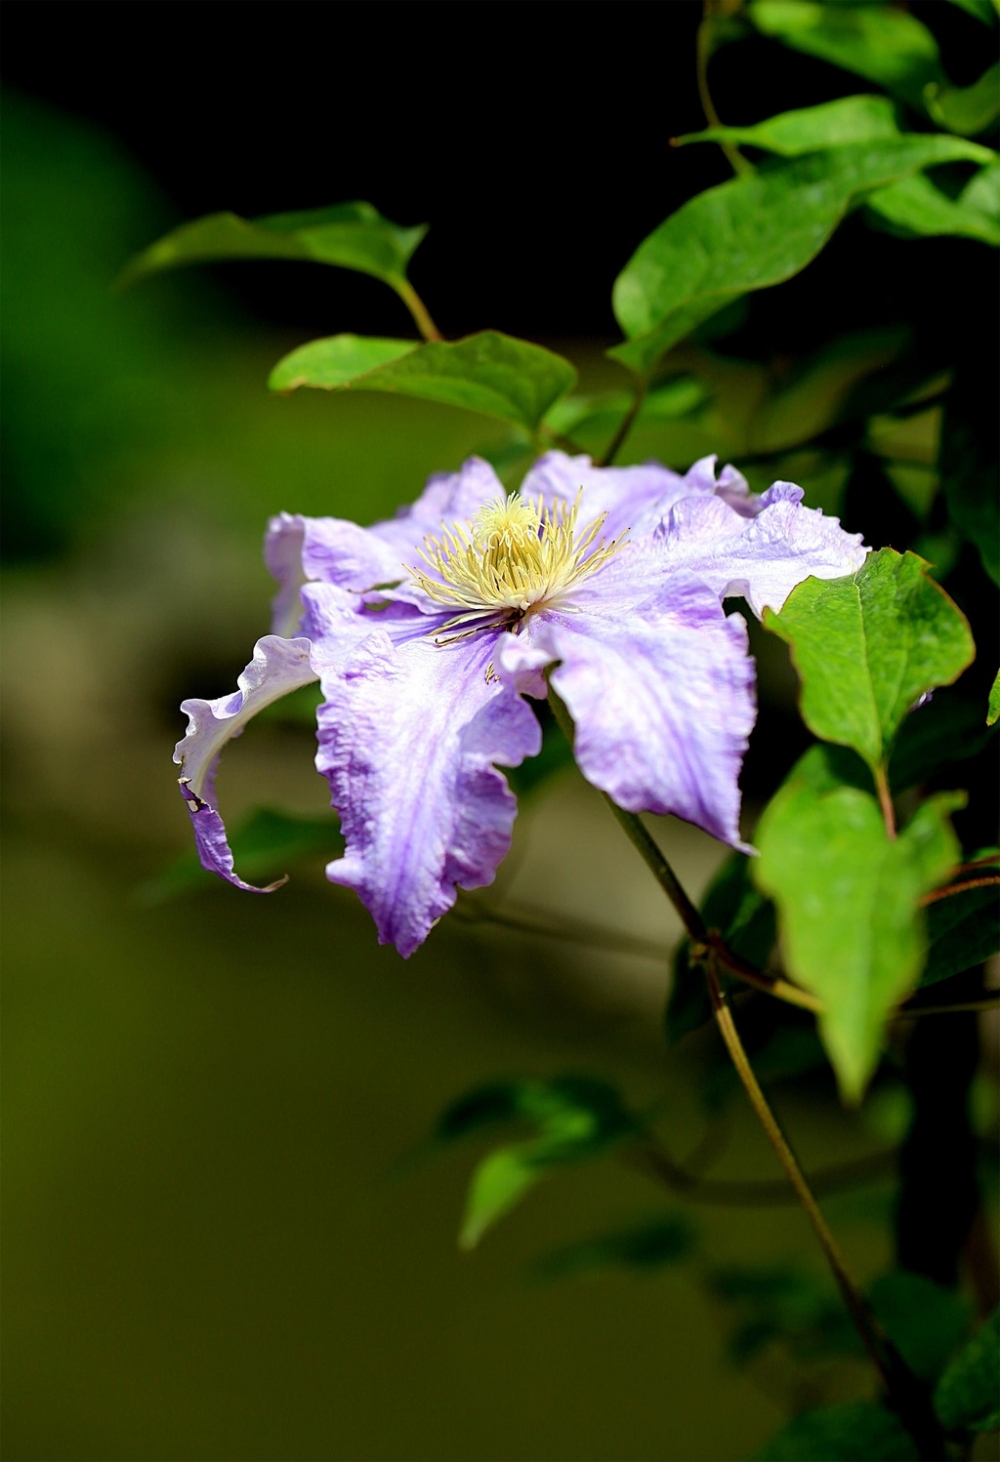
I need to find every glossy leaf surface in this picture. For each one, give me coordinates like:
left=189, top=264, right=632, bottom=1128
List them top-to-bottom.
left=674, top=94, right=902, bottom=156
left=611, top=137, right=992, bottom=374
left=866, top=171, right=1000, bottom=246
left=118, top=201, right=427, bottom=291
left=269, top=330, right=577, bottom=431
left=764, top=550, right=975, bottom=776
left=754, top=746, right=962, bottom=1099
left=921, top=881, right=1000, bottom=987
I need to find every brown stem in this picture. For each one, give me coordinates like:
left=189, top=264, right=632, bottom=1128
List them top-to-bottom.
left=598, top=379, right=647, bottom=467
left=920, top=874, right=1000, bottom=906
left=704, top=956, right=945, bottom=1459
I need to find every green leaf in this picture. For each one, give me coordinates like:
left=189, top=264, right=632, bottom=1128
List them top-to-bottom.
left=748, top=1, right=945, bottom=114
left=926, top=63, right=1000, bottom=137
left=674, top=94, right=903, bottom=156
left=611, top=137, right=992, bottom=375
left=962, top=159, right=1000, bottom=223
left=866, top=171, right=1000, bottom=246
left=118, top=200, right=427, bottom=296
left=269, top=330, right=577, bottom=433
left=763, top=549, right=975, bottom=776
left=989, top=669, right=1000, bottom=726
left=754, top=746, right=963, bottom=1100
left=137, top=807, right=339, bottom=903
left=667, top=855, right=775, bottom=1046
left=922, top=882, right=1000, bottom=986
left=432, top=1078, right=640, bottom=1248
left=533, top=1213, right=694, bottom=1278
left=868, top=1271, right=974, bottom=1382
left=934, top=1307, right=1000, bottom=1432
left=753, top=1400, right=919, bottom=1461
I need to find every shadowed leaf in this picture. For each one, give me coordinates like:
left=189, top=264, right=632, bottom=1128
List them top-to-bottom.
left=934, top=1306, right=1000, bottom=1432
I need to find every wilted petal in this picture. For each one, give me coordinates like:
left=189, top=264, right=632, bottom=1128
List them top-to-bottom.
left=656, top=487, right=868, bottom=617
left=500, top=569, right=756, bottom=850
left=315, top=629, right=541, bottom=956
left=174, top=635, right=318, bottom=892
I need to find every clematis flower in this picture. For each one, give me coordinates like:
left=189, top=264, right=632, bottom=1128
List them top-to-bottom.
left=174, top=453, right=866, bottom=955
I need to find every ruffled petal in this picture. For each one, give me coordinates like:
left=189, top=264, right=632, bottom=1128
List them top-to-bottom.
left=655, top=487, right=868, bottom=617
left=499, top=571, right=756, bottom=850
left=313, top=628, right=541, bottom=956
left=173, top=635, right=318, bottom=892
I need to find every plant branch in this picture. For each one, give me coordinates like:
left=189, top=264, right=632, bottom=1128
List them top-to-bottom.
left=696, top=10, right=753, bottom=179
left=395, top=280, right=443, bottom=342
left=874, top=763, right=897, bottom=840
left=920, top=874, right=1000, bottom=906
left=704, top=955, right=945, bottom=1460
left=632, top=1139, right=898, bottom=1208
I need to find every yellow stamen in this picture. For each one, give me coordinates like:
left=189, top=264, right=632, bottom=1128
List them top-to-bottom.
left=409, top=490, right=625, bottom=637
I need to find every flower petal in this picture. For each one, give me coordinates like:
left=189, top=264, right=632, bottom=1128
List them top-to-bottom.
left=655, top=487, right=868, bottom=617
left=265, top=512, right=308, bottom=635
left=500, top=571, right=756, bottom=850
left=313, top=628, right=541, bottom=956
left=174, top=635, right=318, bottom=892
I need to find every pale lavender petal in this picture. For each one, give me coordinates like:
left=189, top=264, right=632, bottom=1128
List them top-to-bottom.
left=522, top=451, right=688, bottom=540
left=683, top=455, right=755, bottom=517
left=655, top=489, right=868, bottom=617
left=265, top=512, right=308, bottom=635
left=499, top=572, right=756, bottom=850
left=314, top=629, right=541, bottom=956
left=173, top=635, right=318, bottom=892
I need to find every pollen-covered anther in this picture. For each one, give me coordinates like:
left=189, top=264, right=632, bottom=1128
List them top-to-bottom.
left=410, top=490, right=625, bottom=633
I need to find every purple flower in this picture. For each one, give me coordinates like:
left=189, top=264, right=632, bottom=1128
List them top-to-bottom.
left=174, top=453, right=866, bottom=955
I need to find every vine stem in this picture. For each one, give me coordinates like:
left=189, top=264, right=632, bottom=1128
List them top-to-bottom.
left=696, top=6, right=753, bottom=179
left=395, top=280, right=443, bottom=342
left=598, top=378, right=647, bottom=468
left=874, top=763, right=897, bottom=840
left=703, top=957, right=945, bottom=1460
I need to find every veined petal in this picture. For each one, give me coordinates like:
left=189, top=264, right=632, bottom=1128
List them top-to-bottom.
left=522, top=451, right=752, bottom=541
left=655, top=488, right=868, bottom=617
left=265, top=512, right=308, bottom=635
left=500, top=572, right=756, bottom=850
left=315, top=629, right=541, bottom=957
left=173, top=635, right=318, bottom=892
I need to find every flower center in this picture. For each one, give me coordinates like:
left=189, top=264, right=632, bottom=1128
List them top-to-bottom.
left=410, top=491, right=624, bottom=636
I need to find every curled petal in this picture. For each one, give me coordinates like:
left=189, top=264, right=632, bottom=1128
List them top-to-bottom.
left=656, top=489, right=868, bottom=617
left=265, top=512, right=308, bottom=635
left=500, top=572, right=756, bottom=851
left=314, top=629, right=541, bottom=956
left=173, top=635, right=318, bottom=891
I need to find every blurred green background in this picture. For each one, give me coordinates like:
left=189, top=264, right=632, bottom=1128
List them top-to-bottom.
left=2, top=61, right=995, bottom=1462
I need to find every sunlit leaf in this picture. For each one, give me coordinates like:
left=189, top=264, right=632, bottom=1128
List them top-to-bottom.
left=942, top=0, right=997, bottom=26
left=748, top=1, right=945, bottom=114
left=674, top=94, right=902, bottom=156
left=611, top=137, right=992, bottom=375
left=866, top=171, right=1000, bottom=246
left=118, top=201, right=427, bottom=294
left=269, top=330, right=577, bottom=432
left=764, top=549, right=975, bottom=777
left=989, top=669, right=1000, bottom=726
left=754, top=746, right=963, bottom=1100
left=138, top=807, right=339, bottom=903
left=922, top=882, right=1000, bottom=986
left=533, top=1213, right=694, bottom=1278
left=868, top=1271, right=973, bottom=1382
left=934, top=1307, right=1000, bottom=1433
left=753, top=1400, right=919, bottom=1461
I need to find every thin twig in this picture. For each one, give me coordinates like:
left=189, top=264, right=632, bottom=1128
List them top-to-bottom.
left=695, top=9, right=753, bottom=179
left=395, top=280, right=443, bottom=342
left=597, top=379, right=647, bottom=467
left=874, top=763, right=897, bottom=840
left=920, top=875, right=1000, bottom=906
left=703, top=956, right=945, bottom=1459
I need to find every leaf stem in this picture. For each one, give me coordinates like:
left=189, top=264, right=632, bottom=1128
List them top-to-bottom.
left=696, top=9, right=753, bottom=179
left=395, top=280, right=443, bottom=342
left=598, top=378, right=647, bottom=467
left=874, top=763, right=897, bottom=840
left=920, top=874, right=1000, bottom=906
left=703, top=956, right=945, bottom=1460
